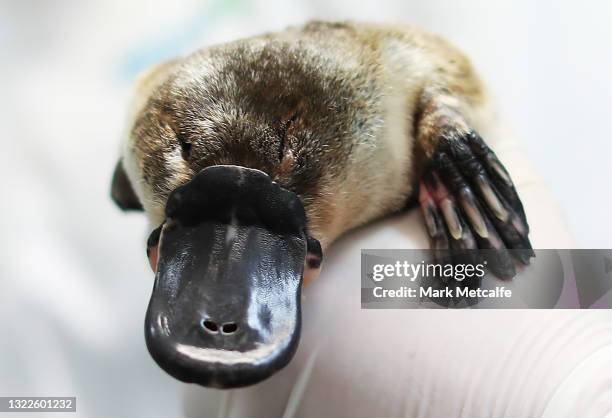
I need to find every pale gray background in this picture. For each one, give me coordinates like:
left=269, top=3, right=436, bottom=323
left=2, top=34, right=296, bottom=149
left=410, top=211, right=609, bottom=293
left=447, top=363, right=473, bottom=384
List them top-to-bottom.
left=1, top=0, right=611, bottom=417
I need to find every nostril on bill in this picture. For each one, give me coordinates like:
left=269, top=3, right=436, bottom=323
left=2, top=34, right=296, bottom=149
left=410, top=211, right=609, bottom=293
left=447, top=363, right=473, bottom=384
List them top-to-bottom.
left=200, top=319, right=238, bottom=335
left=201, top=319, right=219, bottom=334
left=222, top=322, right=238, bottom=334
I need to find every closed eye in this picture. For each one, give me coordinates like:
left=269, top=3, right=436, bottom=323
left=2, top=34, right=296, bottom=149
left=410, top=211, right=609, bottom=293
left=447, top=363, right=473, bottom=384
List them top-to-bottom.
left=159, top=111, right=192, bottom=159
left=278, top=112, right=300, bottom=161
left=177, top=133, right=192, bottom=158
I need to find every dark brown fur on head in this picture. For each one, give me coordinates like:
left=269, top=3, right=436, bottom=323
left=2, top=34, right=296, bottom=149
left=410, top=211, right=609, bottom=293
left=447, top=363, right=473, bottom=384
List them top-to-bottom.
left=119, top=21, right=487, bottom=244
left=127, top=31, right=381, bottom=233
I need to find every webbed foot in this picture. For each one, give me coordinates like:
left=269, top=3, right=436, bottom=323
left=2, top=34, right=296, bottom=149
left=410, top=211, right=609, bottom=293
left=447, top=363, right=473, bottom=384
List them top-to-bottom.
left=418, top=130, right=533, bottom=279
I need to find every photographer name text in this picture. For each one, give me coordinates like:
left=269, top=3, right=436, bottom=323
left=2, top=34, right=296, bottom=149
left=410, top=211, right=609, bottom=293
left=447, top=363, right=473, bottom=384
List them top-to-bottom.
left=372, top=286, right=512, bottom=299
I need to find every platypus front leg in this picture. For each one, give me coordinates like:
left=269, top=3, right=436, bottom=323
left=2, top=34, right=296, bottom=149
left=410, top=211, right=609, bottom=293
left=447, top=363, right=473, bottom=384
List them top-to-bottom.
left=415, top=93, right=533, bottom=278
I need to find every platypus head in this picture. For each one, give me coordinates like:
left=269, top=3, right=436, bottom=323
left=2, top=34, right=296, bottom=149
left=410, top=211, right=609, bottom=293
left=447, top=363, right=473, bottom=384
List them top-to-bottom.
left=109, top=47, right=340, bottom=388
left=113, top=162, right=322, bottom=388
left=147, top=165, right=322, bottom=387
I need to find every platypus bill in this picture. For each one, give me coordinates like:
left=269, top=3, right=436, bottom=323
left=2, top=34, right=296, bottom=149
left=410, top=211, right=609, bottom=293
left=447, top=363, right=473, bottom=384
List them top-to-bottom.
left=110, top=21, right=533, bottom=388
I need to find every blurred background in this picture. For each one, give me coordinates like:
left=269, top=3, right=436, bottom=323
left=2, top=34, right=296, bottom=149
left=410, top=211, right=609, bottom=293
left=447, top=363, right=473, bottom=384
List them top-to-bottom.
left=1, top=0, right=611, bottom=417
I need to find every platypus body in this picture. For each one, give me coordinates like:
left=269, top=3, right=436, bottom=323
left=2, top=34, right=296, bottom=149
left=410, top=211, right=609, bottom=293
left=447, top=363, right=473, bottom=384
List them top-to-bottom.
left=111, top=21, right=532, bottom=388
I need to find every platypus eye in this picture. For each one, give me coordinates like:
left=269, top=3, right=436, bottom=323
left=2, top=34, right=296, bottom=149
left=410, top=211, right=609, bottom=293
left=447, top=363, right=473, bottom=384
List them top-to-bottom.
left=159, top=112, right=192, bottom=159
left=278, top=112, right=301, bottom=161
left=176, top=132, right=192, bottom=159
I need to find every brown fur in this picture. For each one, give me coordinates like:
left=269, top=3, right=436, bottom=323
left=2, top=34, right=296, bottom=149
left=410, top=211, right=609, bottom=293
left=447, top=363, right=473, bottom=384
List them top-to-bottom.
left=117, top=21, right=492, bottom=247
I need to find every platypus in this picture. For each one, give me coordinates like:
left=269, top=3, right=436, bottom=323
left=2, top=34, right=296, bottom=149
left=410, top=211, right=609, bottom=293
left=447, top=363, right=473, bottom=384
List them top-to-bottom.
left=110, top=21, right=532, bottom=388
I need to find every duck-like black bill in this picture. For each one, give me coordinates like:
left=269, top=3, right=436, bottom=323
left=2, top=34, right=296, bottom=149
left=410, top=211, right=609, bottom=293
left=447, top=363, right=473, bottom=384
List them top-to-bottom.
left=145, top=165, right=314, bottom=388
